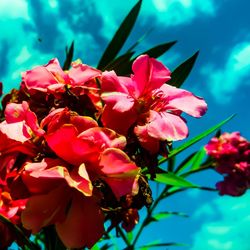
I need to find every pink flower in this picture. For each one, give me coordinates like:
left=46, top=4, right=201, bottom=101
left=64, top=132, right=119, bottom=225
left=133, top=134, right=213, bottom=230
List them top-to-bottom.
left=101, top=55, right=207, bottom=153
left=22, top=58, right=102, bottom=112
left=22, top=58, right=100, bottom=94
left=4, top=101, right=44, bottom=137
left=0, top=103, right=38, bottom=178
left=20, top=108, right=140, bottom=248
left=42, top=108, right=140, bottom=199
left=205, top=132, right=250, bottom=196
left=21, top=158, right=103, bottom=249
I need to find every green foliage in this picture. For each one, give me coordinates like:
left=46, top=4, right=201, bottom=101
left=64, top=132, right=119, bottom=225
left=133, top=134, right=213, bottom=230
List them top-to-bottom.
left=97, top=0, right=142, bottom=69
left=62, top=41, right=74, bottom=70
left=141, top=41, right=177, bottom=59
left=168, top=51, right=199, bottom=88
left=175, top=148, right=207, bottom=174
left=148, top=172, right=198, bottom=188
left=139, top=242, right=186, bottom=249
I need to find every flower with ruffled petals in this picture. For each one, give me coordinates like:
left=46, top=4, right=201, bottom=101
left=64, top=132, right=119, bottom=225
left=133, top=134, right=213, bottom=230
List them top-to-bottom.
left=101, top=54, right=207, bottom=153
left=22, top=58, right=102, bottom=113
left=0, top=102, right=38, bottom=178
left=42, top=108, right=140, bottom=199
left=20, top=109, right=140, bottom=248
left=205, top=132, right=250, bottom=196
left=21, top=158, right=103, bottom=249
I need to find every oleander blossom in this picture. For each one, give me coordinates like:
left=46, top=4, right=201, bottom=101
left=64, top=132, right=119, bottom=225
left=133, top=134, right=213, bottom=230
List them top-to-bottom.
left=0, top=53, right=208, bottom=249
left=101, top=55, right=207, bottom=153
left=20, top=108, right=140, bottom=248
left=205, top=132, right=250, bottom=196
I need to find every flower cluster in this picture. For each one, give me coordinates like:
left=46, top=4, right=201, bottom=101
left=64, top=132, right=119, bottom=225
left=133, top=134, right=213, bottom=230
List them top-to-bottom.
left=0, top=55, right=207, bottom=248
left=205, top=132, right=250, bottom=196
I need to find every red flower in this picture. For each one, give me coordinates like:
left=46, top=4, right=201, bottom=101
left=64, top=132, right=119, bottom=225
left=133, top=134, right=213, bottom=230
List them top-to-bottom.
left=20, top=108, right=140, bottom=248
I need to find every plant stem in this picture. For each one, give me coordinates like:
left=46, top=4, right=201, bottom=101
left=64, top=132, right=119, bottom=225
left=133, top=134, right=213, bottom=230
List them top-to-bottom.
left=116, top=226, right=132, bottom=248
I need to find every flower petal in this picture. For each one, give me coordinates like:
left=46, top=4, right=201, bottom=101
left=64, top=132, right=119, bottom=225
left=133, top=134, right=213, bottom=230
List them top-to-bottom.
left=132, top=55, right=171, bottom=97
left=68, top=63, right=101, bottom=86
left=161, top=84, right=207, bottom=117
left=101, top=105, right=137, bottom=136
left=145, top=110, right=188, bottom=141
left=45, top=125, right=98, bottom=166
left=134, top=125, right=160, bottom=154
left=78, top=127, right=127, bottom=150
left=99, top=148, right=140, bottom=198
left=21, top=185, right=69, bottom=233
left=56, top=193, right=104, bottom=249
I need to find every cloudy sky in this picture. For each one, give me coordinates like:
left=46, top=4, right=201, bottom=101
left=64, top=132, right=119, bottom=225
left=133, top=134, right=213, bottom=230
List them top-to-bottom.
left=0, top=0, right=250, bottom=249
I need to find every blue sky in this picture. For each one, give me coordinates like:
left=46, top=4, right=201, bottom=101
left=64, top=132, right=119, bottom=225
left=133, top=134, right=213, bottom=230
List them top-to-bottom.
left=0, top=0, right=250, bottom=249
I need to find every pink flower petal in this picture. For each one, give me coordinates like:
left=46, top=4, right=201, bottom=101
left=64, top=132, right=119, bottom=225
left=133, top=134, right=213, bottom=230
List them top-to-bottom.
left=132, top=55, right=171, bottom=97
left=68, top=63, right=101, bottom=86
left=22, top=67, right=58, bottom=92
left=101, top=71, right=130, bottom=94
left=160, top=84, right=207, bottom=117
left=101, top=92, right=135, bottom=112
left=4, top=102, right=44, bottom=136
left=101, top=105, right=137, bottom=136
left=145, top=110, right=188, bottom=141
left=0, top=121, right=30, bottom=142
left=45, top=125, right=98, bottom=166
left=134, top=125, right=160, bottom=154
left=79, top=127, right=127, bottom=150
left=99, top=148, right=139, bottom=198
left=21, top=185, right=69, bottom=233
left=56, top=193, right=104, bottom=249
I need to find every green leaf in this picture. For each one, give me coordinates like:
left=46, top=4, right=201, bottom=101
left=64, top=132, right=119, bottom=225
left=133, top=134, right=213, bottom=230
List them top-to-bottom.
left=97, top=0, right=142, bottom=69
left=62, top=41, right=74, bottom=70
left=119, top=41, right=177, bottom=76
left=141, top=41, right=177, bottom=58
left=103, top=51, right=134, bottom=72
left=168, top=51, right=199, bottom=88
left=159, top=114, right=235, bottom=164
left=175, top=148, right=207, bottom=174
left=173, top=151, right=197, bottom=173
left=148, top=172, right=198, bottom=188
left=153, top=211, right=189, bottom=221
left=0, top=214, right=39, bottom=250
left=127, top=231, right=133, bottom=244
left=139, top=242, right=186, bottom=249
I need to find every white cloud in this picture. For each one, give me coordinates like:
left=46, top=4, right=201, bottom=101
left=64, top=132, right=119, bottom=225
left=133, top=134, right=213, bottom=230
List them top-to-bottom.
left=0, top=0, right=30, bottom=20
left=0, top=0, right=101, bottom=94
left=92, top=0, right=216, bottom=40
left=201, top=42, right=250, bottom=103
left=191, top=192, right=250, bottom=250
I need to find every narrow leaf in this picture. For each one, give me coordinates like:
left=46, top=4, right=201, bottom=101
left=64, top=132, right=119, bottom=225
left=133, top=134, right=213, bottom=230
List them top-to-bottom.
left=97, top=0, right=142, bottom=69
left=62, top=41, right=74, bottom=70
left=119, top=41, right=177, bottom=76
left=141, top=41, right=177, bottom=58
left=103, top=51, right=134, bottom=72
left=168, top=51, right=199, bottom=88
left=159, top=114, right=235, bottom=164
left=175, top=148, right=206, bottom=174
left=189, top=148, right=207, bottom=171
left=174, top=151, right=197, bottom=173
left=148, top=172, right=198, bottom=188
left=153, top=211, right=189, bottom=221
left=0, top=214, right=39, bottom=250
left=139, top=242, right=186, bottom=249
